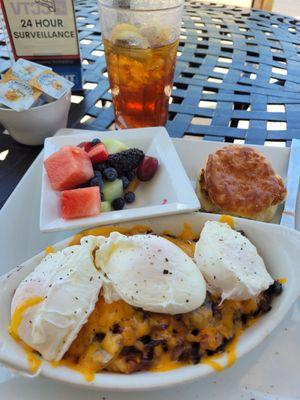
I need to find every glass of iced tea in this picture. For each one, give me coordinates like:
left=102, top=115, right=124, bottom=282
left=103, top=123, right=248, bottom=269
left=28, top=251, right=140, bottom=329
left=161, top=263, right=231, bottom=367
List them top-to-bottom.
left=98, top=0, right=184, bottom=129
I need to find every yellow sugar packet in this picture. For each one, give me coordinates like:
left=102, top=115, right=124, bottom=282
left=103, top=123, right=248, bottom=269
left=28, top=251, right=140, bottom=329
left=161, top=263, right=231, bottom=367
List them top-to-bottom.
left=2, top=59, right=51, bottom=83
left=2, top=68, right=14, bottom=82
left=30, top=70, right=74, bottom=99
left=0, top=78, right=42, bottom=111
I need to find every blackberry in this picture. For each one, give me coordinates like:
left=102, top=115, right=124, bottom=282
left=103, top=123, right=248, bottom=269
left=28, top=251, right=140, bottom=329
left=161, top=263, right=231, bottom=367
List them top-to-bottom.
left=108, top=148, right=144, bottom=174
left=103, top=167, right=118, bottom=182
left=124, top=191, right=135, bottom=204
left=112, top=197, right=125, bottom=210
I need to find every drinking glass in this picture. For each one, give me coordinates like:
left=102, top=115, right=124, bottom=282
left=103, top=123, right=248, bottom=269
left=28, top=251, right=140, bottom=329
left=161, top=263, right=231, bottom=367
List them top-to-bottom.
left=99, top=0, right=184, bottom=129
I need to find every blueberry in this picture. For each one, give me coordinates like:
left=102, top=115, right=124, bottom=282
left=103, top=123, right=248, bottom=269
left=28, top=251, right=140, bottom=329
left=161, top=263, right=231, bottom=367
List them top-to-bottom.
left=92, top=138, right=101, bottom=146
left=94, top=162, right=107, bottom=173
left=103, top=167, right=118, bottom=182
left=94, top=170, right=103, bottom=178
left=126, top=171, right=135, bottom=181
left=90, top=175, right=104, bottom=188
left=121, top=176, right=130, bottom=189
left=124, top=191, right=135, bottom=204
left=112, top=197, right=125, bottom=210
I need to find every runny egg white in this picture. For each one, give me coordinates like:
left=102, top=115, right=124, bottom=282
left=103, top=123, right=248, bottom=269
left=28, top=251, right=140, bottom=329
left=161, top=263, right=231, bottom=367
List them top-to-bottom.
left=194, top=221, right=273, bottom=301
left=94, top=232, right=207, bottom=314
left=11, top=237, right=102, bottom=362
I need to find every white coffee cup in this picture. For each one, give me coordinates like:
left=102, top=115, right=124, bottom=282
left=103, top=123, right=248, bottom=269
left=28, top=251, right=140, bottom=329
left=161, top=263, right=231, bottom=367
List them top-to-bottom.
left=0, top=91, right=71, bottom=146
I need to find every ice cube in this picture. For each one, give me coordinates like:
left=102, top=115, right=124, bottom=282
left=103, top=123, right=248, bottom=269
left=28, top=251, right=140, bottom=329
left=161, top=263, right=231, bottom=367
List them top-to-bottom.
left=110, top=23, right=150, bottom=49
left=140, top=25, right=175, bottom=47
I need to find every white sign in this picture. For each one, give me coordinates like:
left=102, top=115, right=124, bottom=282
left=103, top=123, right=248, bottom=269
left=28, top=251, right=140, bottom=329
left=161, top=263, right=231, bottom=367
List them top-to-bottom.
left=1, top=0, right=80, bottom=57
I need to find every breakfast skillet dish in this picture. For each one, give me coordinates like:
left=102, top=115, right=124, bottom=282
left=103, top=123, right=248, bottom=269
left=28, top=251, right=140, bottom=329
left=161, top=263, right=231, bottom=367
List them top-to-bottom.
left=9, top=219, right=283, bottom=381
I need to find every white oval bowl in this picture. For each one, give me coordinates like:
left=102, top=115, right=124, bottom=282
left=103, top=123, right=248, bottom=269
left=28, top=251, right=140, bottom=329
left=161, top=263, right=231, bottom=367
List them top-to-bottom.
left=0, top=91, right=71, bottom=146
left=0, top=213, right=299, bottom=391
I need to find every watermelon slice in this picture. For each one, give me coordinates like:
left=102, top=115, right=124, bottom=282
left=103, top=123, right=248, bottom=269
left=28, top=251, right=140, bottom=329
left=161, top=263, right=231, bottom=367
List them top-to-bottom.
left=77, top=141, right=93, bottom=153
left=87, top=143, right=109, bottom=164
left=44, top=146, right=94, bottom=191
left=60, top=187, right=100, bottom=220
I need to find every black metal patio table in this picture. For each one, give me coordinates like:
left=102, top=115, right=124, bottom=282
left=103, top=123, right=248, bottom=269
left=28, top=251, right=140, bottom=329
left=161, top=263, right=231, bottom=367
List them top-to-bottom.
left=1, top=0, right=300, bottom=209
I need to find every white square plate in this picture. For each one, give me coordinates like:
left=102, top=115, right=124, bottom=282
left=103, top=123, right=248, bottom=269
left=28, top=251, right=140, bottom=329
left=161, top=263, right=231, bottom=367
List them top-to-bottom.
left=40, top=127, right=200, bottom=232
left=172, top=139, right=292, bottom=225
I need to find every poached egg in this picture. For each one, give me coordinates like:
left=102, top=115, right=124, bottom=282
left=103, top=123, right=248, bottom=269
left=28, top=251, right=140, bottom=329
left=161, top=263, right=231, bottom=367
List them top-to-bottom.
left=194, top=221, right=273, bottom=301
left=94, top=232, right=206, bottom=314
left=11, top=237, right=102, bottom=362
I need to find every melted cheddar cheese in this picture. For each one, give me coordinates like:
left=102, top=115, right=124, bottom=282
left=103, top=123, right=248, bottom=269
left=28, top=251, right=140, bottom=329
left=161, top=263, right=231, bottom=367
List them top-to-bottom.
left=219, top=215, right=234, bottom=228
left=68, top=225, right=151, bottom=246
left=44, top=246, right=54, bottom=255
left=278, top=277, right=287, bottom=285
left=63, top=293, right=258, bottom=379
left=9, top=297, right=44, bottom=373
left=9, top=297, right=44, bottom=340
left=202, top=332, right=239, bottom=371
left=23, top=344, right=43, bottom=374
left=150, top=353, right=185, bottom=372
left=51, top=358, right=95, bottom=382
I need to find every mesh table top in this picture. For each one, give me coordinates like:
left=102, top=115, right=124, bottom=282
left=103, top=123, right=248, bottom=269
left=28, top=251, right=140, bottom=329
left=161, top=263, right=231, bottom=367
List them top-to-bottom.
left=1, top=1, right=300, bottom=207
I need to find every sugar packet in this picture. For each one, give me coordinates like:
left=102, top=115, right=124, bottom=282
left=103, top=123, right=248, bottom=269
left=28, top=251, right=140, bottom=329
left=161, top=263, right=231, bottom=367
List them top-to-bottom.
left=3, top=59, right=51, bottom=83
left=30, top=70, right=74, bottom=99
left=0, top=78, right=42, bottom=111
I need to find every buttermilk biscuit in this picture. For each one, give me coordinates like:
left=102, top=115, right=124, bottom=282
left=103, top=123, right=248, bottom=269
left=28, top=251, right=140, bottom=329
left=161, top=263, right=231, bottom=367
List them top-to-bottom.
left=197, top=146, right=287, bottom=222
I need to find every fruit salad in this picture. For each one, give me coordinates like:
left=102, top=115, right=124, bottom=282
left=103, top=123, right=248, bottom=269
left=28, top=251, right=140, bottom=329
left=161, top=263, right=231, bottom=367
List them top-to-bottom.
left=44, top=138, right=159, bottom=220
